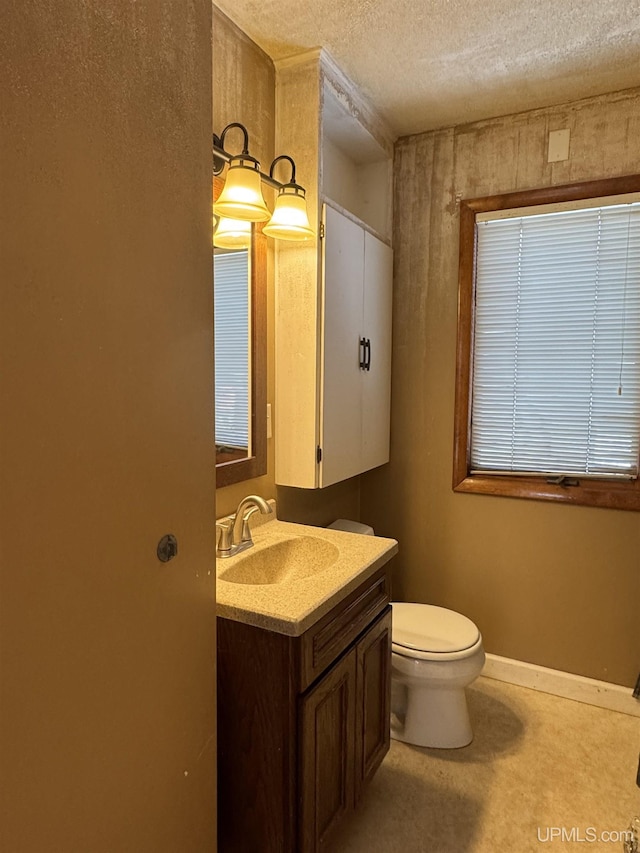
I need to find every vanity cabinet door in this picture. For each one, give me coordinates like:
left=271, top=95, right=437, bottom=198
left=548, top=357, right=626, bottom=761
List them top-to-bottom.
left=355, top=607, right=392, bottom=802
left=298, top=608, right=392, bottom=850
left=299, top=648, right=357, bottom=852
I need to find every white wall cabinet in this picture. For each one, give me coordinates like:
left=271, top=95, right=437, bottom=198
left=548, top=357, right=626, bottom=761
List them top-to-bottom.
left=274, top=50, right=395, bottom=489
left=275, top=200, right=393, bottom=489
left=320, top=205, right=393, bottom=487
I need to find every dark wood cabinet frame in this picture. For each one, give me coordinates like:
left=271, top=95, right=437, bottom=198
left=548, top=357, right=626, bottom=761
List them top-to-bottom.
left=453, top=174, right=640, bottom=511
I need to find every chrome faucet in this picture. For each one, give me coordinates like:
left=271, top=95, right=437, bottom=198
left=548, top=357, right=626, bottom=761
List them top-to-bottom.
left=216, top=494, right=273, bottom=558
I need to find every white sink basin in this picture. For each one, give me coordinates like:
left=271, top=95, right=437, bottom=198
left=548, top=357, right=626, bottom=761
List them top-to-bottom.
left=218, top=535, right=339, bottom=585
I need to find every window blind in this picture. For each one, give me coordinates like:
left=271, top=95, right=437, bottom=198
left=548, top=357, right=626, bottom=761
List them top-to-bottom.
left=471, top=200, right=640, bottom=479
left=214, top=250, right=250, bottom=449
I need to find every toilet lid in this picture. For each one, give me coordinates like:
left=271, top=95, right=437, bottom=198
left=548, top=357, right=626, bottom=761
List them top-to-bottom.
left=392, top=603, right=480, bottom=654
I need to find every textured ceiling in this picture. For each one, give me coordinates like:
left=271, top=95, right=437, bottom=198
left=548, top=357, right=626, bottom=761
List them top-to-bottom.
left=214, top=0, right=640, bottom=137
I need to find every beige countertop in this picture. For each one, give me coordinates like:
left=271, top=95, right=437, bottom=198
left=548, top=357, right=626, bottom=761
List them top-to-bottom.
left=215, top=515, right=398, bottom=636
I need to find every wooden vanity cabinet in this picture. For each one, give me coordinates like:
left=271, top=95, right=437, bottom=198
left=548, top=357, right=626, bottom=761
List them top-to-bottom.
left=217, top=566, right=392, bottom=853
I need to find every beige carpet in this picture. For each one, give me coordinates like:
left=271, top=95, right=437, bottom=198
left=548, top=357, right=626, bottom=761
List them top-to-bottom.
left=331, top=677, right=640, bottom=852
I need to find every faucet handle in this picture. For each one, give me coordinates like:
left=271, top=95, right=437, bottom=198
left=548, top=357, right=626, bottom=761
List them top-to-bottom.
left=216, top=519, right=234, bottom=555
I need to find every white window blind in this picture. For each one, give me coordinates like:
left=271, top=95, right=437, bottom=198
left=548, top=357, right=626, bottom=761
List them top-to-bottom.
left=471, top=199, right=640, bottom=479
left=214, top=250, right=250, bottom=449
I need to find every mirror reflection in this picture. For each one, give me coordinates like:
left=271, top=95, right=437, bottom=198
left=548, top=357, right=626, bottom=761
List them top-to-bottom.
left=213, top=175, right=267, bottom=489
left=214, top=247, right=251, bottom=465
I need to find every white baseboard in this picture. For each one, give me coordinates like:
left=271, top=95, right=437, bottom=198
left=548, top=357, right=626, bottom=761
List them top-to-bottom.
left=482, top=653, right=640, bottom=718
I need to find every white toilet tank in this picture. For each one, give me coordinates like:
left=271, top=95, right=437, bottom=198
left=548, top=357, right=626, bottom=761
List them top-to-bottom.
left=327, top=518, right=375, bottom=536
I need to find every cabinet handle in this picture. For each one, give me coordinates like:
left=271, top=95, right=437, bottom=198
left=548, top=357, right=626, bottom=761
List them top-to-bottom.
left=359, top=336, right=367, bottom=370
left=365, top=338, right=371, bottom=371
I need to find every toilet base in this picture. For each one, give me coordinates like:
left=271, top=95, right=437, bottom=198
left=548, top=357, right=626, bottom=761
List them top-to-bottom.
left=391, top=682, right=473, bottom=749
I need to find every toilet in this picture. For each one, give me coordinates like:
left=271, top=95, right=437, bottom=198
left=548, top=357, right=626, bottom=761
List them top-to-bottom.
left=327, top=520, right=484, bottom=749
left=391, top=603, right=485, bottom=748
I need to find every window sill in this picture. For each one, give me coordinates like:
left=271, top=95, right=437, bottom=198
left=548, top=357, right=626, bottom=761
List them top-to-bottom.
left=453, top=473, right=640, bottom=511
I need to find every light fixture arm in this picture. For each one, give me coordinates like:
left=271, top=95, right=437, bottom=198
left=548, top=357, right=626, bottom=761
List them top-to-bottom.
left=219, top=122, right=250, bottom=155
left=213, top=123, right=251, bottom=176
left=212, top=131, right=296, bottom=191
left=269, top=155, right=298, bottom=187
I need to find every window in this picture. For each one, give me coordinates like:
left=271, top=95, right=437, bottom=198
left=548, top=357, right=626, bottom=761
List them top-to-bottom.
left=454, top=175, right=640, bottom=511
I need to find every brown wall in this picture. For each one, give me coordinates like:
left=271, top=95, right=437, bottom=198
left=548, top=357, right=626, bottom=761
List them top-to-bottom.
left=1, top=3, right=217, bottom=850
left=212, top=7, right=361, bottom=527
left=213, top=7, right=276, bottom=517
left=362, top=88, right=640, bottom=688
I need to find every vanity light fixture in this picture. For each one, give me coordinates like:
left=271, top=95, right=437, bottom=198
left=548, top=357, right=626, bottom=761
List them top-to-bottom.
left=213, top=123, right=313, bottom=241
left=213, top=123, right=270, bottom=222
left=262, top=156, right=314, bottom=241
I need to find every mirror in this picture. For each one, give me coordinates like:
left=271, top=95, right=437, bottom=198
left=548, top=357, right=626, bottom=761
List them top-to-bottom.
left=214, top=177, right=267, bottom=487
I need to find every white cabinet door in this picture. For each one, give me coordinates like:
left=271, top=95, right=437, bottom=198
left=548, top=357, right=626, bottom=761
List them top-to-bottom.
left=277, top=202, right=392, bottom=489
left=320, top=205, right=365, bottom=487
left=320, top=205, right=393, bottom=486
left=362, top=231, right=393, bottom=472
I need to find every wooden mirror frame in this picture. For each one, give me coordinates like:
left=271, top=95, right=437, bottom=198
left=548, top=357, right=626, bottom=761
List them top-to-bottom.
left=214, top=176, right=267, bottom=488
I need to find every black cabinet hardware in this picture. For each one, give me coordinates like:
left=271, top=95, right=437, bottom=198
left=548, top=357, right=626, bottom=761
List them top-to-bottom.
left=359, top=337, right=367, bottom=370
left=359, top=337, right=372, bottom=371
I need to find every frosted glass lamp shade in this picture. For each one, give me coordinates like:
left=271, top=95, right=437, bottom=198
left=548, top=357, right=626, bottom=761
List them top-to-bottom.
left=213, top=155, right=270, bottom=222
left=263, top=184, right=314, bottom=241
left=213, top=217, right=252, bottom=249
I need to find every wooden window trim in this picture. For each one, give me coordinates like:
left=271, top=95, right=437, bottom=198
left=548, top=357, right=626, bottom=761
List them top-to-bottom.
left=453, top=174, right=640, bottom=512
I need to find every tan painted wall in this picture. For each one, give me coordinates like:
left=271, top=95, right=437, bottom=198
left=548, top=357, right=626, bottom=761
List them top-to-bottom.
left=1, top=3, right=217, bottom=850
left=212, top=7, right=362, bottom=527
left=213, top=7, right=276, bottom=517
left=362, top=88, right=640, bottom=688
left=277, top=478, right=362, bottom=528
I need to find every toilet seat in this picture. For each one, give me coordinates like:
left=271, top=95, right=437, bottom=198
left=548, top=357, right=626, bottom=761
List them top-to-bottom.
left=392, top=603, right=481, bottom=661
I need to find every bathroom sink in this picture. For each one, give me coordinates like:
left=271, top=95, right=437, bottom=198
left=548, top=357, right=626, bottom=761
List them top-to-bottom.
left=218, top=535, right=340, bottom=585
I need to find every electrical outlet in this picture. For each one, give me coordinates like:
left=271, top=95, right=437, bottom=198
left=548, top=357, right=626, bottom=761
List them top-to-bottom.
left=548, top=129, right=570, bottom=163
left=266, top=403, right=272, bottom=439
